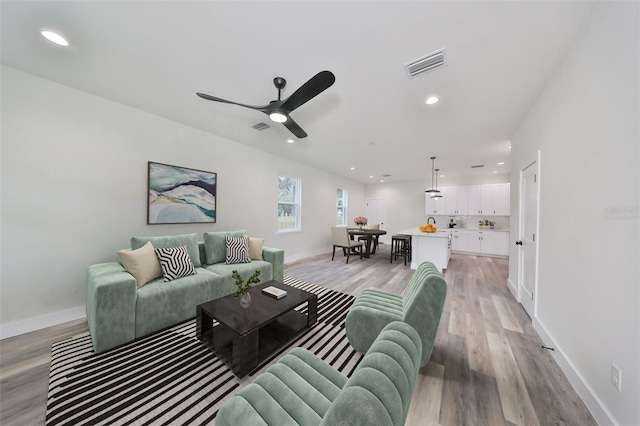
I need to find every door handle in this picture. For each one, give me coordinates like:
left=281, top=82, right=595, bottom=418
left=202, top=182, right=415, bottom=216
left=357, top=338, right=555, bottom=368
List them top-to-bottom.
left=516, top=241, right=523, bottom=245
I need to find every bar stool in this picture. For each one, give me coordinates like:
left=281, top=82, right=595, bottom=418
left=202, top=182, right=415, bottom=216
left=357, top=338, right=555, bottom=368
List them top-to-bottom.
left=390, top=234, right=412, bottom=265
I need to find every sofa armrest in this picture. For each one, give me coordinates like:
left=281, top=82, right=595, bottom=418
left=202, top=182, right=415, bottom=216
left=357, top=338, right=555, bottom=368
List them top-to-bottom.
left=262, top=246, right=284, bottom=282
left=86, top=262, right=137, bottom=353
left=321, top=322, right=422, bottom=426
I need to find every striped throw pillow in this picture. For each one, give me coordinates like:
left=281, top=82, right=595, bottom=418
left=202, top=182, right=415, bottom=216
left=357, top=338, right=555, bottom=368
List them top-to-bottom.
left=225, top=236, right=251, bottom=264
left=154, top=245, right=197, bottom=282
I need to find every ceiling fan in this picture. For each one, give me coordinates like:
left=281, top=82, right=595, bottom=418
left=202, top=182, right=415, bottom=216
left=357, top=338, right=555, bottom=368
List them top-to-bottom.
left=197, top=70, right=335, bottom=139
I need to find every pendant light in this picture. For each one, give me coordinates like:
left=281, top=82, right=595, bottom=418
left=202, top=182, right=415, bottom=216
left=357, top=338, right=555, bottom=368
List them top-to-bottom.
left=425, top=156, right=441, bottom=196
left=431, top=168, right=443, bottom=199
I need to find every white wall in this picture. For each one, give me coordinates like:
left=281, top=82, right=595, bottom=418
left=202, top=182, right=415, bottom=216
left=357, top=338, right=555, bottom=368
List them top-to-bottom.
left=509, top=3, right=639, bottom=425
left=0, top=66, right=365, bottom=335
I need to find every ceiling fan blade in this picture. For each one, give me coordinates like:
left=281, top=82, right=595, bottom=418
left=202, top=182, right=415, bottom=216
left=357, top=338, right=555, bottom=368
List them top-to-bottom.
left=280, top=71, right=335, bottom=112
left=196, top=93, right=269, bottom=112
left=283, top=117, right=308, bottom=138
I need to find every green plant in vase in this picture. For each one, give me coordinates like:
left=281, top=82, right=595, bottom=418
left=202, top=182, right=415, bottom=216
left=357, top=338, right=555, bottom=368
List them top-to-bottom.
left=232, top=269, right=261, bottom=308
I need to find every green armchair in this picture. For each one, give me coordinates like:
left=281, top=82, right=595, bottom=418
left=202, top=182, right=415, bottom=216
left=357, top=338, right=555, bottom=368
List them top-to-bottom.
left=345, top=261, right=447, bottom=366
left=216, top=321, right=422, bottom=426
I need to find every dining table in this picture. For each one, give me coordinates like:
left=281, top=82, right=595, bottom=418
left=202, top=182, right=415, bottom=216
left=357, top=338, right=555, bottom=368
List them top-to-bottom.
left=348, top=228, right=387, bottom=258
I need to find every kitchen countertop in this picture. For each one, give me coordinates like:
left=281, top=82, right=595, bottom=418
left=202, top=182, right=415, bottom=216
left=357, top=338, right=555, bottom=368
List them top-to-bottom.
left=397, top=228, right=452, bottom=238
left=449, top=228, right=510, bottom=232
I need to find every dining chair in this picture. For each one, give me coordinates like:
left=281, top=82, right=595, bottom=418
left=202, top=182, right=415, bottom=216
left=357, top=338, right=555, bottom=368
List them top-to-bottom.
left=331, top=227, right=364, bottom=264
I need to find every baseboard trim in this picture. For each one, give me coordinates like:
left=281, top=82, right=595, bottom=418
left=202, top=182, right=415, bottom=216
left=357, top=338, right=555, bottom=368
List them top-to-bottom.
left=284, top=247, right=332, bottom=264
left=507, top=277, right=518, bottom=298
left=0, top=305, right=86, bottom=340
left=533, top=317, right=617, bottom=425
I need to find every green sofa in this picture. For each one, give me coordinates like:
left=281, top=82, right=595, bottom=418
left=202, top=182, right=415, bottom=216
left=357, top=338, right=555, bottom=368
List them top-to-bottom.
left=86, top=231, right=284, bottom=353
left=345, top=261, right=447, bottom=367
left=216, top=321, right=422, bottom=426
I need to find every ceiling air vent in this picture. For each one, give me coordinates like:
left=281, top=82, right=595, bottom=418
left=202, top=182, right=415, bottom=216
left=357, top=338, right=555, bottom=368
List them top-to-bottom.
left=404, top=48, right=447, bottom=79
left=252, top=122, right=270, bottom=131
left=471, top=164, right=485, bottom=168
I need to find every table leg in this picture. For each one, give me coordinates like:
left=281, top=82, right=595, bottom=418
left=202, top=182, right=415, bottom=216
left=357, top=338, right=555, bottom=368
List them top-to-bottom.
left=362, top=236, right=373, bottom=258
left=308, top=295, right=318, bottom=326
left=196, top=305, right=212, bottom=342
left=232, top=329, right=259, bottom=378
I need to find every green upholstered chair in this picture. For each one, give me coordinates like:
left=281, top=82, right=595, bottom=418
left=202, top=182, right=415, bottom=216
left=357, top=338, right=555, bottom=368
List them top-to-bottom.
left=345, top=261, right=447, bottom=366
left=216, top=321, right=422, bottom=426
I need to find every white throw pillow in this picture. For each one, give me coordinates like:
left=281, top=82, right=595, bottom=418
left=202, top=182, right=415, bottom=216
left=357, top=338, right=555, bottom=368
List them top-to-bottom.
left=248, top=237, right=265, bottom=260
left=117, top=241, right=162, bottom=288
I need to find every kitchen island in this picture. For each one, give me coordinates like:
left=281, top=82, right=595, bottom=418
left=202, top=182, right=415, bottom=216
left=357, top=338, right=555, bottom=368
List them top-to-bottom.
left=397, top=228, right=452, bottom=272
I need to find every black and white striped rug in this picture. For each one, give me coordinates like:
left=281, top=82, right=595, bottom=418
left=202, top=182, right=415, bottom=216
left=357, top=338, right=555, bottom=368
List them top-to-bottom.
left=45, top=277, right=361, bottom=426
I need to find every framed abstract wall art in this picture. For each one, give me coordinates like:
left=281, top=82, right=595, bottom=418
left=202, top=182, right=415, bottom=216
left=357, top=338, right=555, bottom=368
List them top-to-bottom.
left=147, top=162, right=217, bottom=224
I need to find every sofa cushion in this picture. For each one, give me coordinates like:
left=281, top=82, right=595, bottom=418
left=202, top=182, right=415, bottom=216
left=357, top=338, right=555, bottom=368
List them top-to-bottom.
left=203, top=230, right=246, bottom=264
left=131, top=233, right=201, bottom=267
left=225, top=236, right=251, bottom=264
left=249, top=237, right=265, bottom=260
left=117, top=241, right=162, bottom=288
left=154, top=245, right=197, bottom=282
left=205, top=261, right=273, bottom=289
left=134, top=267, right=225, bottom=338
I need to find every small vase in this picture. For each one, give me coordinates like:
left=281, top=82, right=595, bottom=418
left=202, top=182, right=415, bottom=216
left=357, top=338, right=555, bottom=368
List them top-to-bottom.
left=358, top=225, right=364, bottom=231
left=239, top=293, right=252, bottom=309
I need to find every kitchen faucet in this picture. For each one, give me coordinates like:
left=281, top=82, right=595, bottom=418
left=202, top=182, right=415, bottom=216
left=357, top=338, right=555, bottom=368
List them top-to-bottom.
left=427, top=217, right=436, bottom=224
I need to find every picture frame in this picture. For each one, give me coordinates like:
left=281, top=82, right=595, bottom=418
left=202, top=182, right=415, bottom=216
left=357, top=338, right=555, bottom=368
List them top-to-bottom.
left=147, top=161, right=217, bottom=224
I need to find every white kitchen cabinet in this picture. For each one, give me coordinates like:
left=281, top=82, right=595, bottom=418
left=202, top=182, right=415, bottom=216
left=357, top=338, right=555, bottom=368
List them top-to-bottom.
left=467, top=184, right=508, bottom=216
left=491, top=184, right=508, bottom=215
left=479, top=185, right=494, bottom=215
left=443, top=186, right=469, bottom=215
left=468, top=186, right=480, bottom=215
left=425, top=193, right=445, bottom=215
left=452, top=229, right=509, bottom=257
left=451, top=230, right=470, bottom=252
left=495, top=232, right=510, bottom=256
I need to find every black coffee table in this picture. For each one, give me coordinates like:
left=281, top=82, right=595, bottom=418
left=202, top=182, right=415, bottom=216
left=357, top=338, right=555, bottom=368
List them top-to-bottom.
left=196, top=281, right=318, bottom=377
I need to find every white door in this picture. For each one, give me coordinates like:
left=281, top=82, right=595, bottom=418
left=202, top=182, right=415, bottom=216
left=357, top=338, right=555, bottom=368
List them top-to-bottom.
left=518, top=162, right=539, bottom=317
left=365, top=198, right=386, bottom=243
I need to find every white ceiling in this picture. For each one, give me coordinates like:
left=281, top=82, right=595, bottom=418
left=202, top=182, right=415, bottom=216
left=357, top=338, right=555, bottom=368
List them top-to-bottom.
left=1, top=1, right=595, bottom=185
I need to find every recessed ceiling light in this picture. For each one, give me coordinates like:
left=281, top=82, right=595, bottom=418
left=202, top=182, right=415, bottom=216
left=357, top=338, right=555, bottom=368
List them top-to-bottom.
left=41, top=30, right=69, bottom=46
left=425, top=96, right=439, bottom=105
left=286, top=139, right=294, bottom=144
left=498, top=162, right=505, bottom=165
left=350, top=167, right=355, bottom=170
left=492, top=170, right=498, bottom=173
left=439, top=174, right=445, bottom=178
left=369, top=175, right=374, bottom=178
left=380, top=180, right=384, bottom=183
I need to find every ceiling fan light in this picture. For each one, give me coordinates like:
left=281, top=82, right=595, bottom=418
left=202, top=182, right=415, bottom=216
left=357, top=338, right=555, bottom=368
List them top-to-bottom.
left=269, top=112, right=287, bottom=123
left=431, top=193, right=443, bottom=199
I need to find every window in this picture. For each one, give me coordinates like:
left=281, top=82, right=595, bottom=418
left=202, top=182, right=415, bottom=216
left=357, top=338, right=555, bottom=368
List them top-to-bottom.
left=278, top=175, right=301, bottom=232
left=336, top=188, right=348, bottom=226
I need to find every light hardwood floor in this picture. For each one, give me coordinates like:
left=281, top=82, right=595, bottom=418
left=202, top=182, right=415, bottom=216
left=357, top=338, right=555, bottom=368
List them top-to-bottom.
left=0, top=248, right=596, bottom=425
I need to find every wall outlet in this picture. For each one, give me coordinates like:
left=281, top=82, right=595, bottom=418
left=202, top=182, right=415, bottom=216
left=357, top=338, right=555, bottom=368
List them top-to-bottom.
left=611, top=364, right=622, bottom=391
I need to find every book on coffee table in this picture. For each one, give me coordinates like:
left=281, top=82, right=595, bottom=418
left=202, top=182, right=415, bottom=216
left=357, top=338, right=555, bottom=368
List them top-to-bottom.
left=262, top=286, right=287, bottom=299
